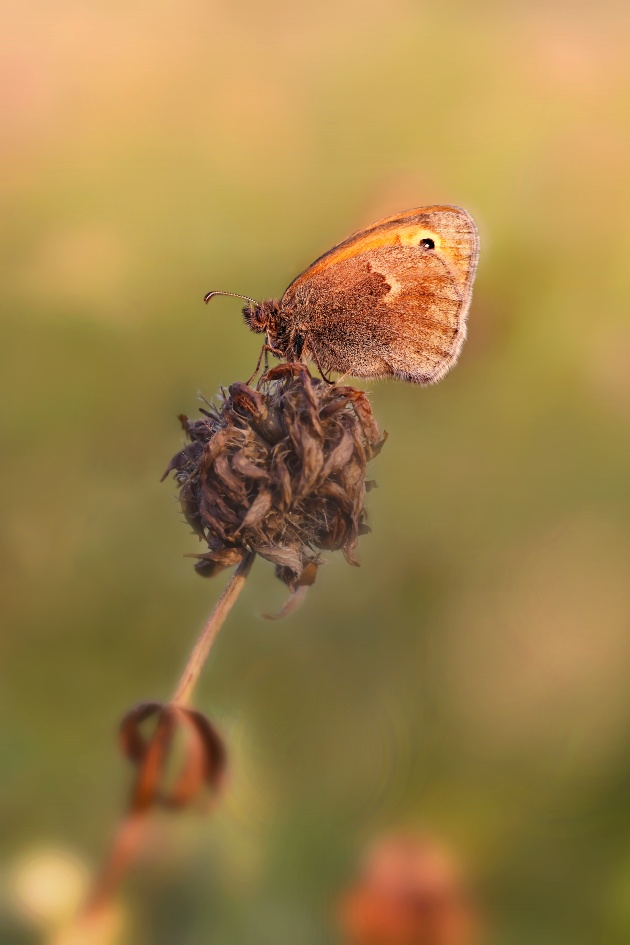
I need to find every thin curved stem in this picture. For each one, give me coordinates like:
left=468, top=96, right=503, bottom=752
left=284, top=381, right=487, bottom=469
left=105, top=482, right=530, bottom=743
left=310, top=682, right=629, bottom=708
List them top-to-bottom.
left=173, top=552, right=255, bottom=705
left=82, top=554, right=255, bottom=923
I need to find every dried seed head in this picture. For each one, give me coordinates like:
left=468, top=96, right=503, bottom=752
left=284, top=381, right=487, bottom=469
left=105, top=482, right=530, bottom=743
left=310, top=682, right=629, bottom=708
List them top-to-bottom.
left=163, top=363, right=386, bottom=593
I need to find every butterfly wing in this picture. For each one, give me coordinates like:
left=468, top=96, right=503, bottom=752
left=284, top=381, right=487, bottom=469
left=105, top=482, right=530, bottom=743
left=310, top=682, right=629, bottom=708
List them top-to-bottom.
left=280, top=206, right=479, bottom=383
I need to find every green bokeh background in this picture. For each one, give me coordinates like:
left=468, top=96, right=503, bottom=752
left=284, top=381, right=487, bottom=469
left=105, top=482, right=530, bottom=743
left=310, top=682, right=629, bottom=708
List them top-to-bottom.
left=2, top=1, right=630, bottom=942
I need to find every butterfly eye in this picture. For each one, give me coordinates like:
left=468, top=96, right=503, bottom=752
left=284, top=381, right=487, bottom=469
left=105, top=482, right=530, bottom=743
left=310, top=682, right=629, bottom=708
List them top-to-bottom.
left=420, top=238, right=435, bottom=250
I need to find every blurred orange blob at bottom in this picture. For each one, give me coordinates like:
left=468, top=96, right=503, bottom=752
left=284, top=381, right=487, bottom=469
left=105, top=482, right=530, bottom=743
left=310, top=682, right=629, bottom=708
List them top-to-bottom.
left=338, top=834, right=480, bottom=945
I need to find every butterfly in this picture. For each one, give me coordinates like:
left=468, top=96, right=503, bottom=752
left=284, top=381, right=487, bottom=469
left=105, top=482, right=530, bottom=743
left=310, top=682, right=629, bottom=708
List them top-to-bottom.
left=205, top=205, right=479, bottom=384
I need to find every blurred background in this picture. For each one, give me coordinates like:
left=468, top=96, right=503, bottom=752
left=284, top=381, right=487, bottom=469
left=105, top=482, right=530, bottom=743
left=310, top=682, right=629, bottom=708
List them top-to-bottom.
left=2, top=0, right=630, bottom=941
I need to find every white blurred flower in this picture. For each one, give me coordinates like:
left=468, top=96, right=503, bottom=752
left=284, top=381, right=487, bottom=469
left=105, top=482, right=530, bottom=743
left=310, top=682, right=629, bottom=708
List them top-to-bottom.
left=10, top=847, right=89, bottom=928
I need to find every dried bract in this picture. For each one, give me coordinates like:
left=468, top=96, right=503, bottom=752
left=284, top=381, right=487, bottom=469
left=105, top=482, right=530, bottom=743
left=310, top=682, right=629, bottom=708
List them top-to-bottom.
left=163, top=363, right=386, bottom=592
left=119, top=701, right=226, bottom=812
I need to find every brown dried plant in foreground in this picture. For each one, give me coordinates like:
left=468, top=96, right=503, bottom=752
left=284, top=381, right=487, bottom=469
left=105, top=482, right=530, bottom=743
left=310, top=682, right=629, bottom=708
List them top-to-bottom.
left=163, top=362, right=386, bottom=607
left=80, top=365, right=384, bottom=930
left=85, top=554, right=254, bottom=919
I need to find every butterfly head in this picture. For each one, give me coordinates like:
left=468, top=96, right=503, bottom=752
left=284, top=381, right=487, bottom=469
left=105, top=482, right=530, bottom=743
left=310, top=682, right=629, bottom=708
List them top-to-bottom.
left=242, top=298, right=281, bottom=335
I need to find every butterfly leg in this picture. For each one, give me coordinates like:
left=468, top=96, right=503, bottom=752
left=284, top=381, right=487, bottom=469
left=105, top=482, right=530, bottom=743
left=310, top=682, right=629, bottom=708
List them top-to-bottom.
left=305, top=336, right=335, bottom=386
left=248, top=340, right=285, bottom=386
left=246, top=342, right=268, bottom=385
left=313, top=356, right=336, bottom=386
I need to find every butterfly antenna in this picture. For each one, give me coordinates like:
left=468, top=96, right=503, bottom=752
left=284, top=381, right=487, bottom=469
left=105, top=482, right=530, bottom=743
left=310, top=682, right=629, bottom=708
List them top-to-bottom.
left=204, top=290, right=258, bottom=305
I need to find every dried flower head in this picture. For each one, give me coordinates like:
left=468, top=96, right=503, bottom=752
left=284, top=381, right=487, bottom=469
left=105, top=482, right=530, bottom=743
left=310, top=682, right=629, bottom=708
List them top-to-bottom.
left=163, top=363, right=386, bottom=597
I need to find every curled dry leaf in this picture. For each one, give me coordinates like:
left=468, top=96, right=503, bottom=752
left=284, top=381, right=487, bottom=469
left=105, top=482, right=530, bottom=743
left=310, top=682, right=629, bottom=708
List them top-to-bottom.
left=164, top=363, right=386, bottom=600
left=119, top=701, right=226, bottom=812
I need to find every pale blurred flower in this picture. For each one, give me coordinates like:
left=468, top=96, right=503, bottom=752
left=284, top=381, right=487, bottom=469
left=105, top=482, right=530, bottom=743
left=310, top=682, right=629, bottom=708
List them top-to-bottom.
left=8, top=847, right=125, bottom=945
left=10, top=847, right=89, bottom=928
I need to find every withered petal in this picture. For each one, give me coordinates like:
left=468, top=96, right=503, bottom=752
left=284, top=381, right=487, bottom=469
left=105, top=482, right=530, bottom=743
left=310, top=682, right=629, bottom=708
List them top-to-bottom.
left=229, top=382, right=267, bottom=420
left=198, top=428, right=244, bottom=479
left=318, top=430, right=356, bottom=482
left=294, top=434, right=325, bottom=497
left=232, top=450, right=272, bottom=480
left=213, top=452, right=249, bottom=502
left=271, top=455, right=292, bottom=510
left=318, top=480, right=355, bottom=514
left=237, top=488, right=273, bottom=531
left=316, top=512, right=351, bottom=551
left=342, top=534, right=361, bottom=567
left=255, top=543, right=305, bottom=574
left=185, top=547, right=244, bottom=567
left=194, top=558, right=230, bottom=578
left=296, top=561, right=318, bottom=586
left=262, top=584, right=310, bottom=620
left=119, top=702, right=226, bottom=812
left=119, top=702, right=164, bottom=764
left=162, top=707, right=226, bottom=807
left=185, top=707, right=227, bottom=788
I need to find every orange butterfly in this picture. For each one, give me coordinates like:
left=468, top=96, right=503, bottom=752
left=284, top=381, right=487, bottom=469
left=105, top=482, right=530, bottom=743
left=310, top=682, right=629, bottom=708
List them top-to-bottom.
left=206, top=205, right=479, bottom=384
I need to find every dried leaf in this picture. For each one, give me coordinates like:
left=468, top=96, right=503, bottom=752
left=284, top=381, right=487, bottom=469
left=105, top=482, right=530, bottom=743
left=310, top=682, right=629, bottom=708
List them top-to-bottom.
left=118, top=702, right=226, bottom=812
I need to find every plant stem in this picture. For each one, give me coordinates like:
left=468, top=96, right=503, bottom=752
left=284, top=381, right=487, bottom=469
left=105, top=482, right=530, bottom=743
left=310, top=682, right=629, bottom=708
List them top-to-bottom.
left=173, top=552, right=255, bottom=705
left=82, top=554, right=255, bottom=924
